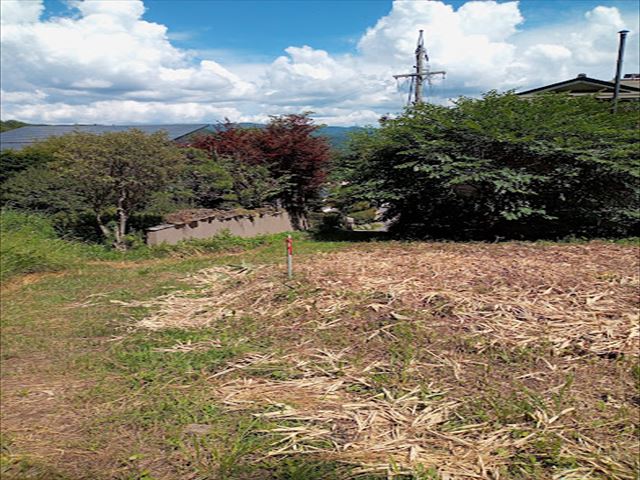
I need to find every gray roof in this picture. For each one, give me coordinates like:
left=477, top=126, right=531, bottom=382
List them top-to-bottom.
left=517, top=74, right=640, bottom=96
left=0, top=124, right=211, bottom=151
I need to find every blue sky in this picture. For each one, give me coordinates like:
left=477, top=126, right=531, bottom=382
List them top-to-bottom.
left=3, top=0, right=639, bottom=125
left=41, top=0, right=640, bottom=59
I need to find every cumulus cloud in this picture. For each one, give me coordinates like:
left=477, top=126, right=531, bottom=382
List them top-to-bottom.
left=0, top=0, right=637, bottom=125
left=0, top=0, right=43, bottom=25
left=0, top=0, right=253, bottom=116
left=505, top=5, right=638, bottom=89
left=1, top=89, right=47, bottom=104
left=8, top=100, right=243, bottom=124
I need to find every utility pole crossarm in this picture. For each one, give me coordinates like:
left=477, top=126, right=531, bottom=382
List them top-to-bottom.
left=393, top=71, right=446, bottom=80
left=393, top=73, right=417, bottom=79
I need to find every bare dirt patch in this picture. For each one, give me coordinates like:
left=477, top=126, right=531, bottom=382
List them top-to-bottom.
left=1, top=272, right=69, bottom=294
left=0, top=373, right=92, bottom=472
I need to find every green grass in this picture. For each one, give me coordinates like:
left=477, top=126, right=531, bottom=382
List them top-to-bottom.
left=0, top=209, right=322, bottom=280
left=0, top=209, right=100, bottom=279
left=1, top=226, right=638, bottom=480
left=0, top=228, right=358, bottom=479
left=107, top=329, right=251, bottom=386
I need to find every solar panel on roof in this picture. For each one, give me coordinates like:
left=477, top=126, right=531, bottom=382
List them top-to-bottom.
left=0, top=124, right=212, bottom=151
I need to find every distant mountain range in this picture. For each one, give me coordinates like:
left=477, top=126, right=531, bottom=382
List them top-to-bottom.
left=0, top=120, right=365, bottom=149
left=0, top=120, right=29, bottom=133
left=237, top=123, right=363, bottom=149
left=316, top=125, right=366, bottom=149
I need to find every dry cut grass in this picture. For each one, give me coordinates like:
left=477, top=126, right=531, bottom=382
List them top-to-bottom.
left=118, top=241, right=639, bottom=479
left=128, top=242, right=638, bottom=357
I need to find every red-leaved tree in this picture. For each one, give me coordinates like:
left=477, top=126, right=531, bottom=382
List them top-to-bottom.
left=190, top=114, right=331, bottom=228
left=259, top=114, right=330, bottom=227
left=190, top=120, right=264, bottom=165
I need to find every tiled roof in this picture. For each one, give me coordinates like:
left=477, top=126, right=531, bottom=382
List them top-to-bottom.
left=0, top=124, right=211, bottom=151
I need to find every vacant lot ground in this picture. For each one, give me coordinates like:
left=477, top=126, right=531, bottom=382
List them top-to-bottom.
left=1, top=239, right=638, bottom=479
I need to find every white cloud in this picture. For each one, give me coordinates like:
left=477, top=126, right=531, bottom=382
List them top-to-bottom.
left=0, top=0, right=43, bottom=25
left=0, top=0, right=253, bottom=107
left=1, top=0, right=638, bottom=126
left=71, top=0, right=146, bottom=19
left=457, top=1, right=523, bottom=41
left=506, top=5, right=638, bottom=88
left=585, top=5, right=625, bottom=28
left=525, top=44, right=573, bottom=62
left=71, top=79, right=113, bottom=89
left=1, top=89, right=47, bottom=103
left=6, top=100, right=243, bottom=124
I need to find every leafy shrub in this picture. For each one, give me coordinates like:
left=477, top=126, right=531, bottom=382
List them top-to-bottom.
left=340, top=92, right=639, bottom=239
left=0, top=147, right=50, bottom=184
left=349, top=207, right=377, bottom=225
left=0, top=210, right=97, bottom=279
left=308, top=211, right=342, bottom=232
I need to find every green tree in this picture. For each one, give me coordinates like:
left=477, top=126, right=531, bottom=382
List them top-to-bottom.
left=339, top=92, right=639, bottom=239
left=0, top=120, right=29, bottom=132
left=50, top=130, right=184, bottom=250
left=1, top=137, right=280, bottom=245
left=2, top=138, right=100, bottom=240
left=0, top=140, right=63, bottom=184
left=177, top=148, right=283, bottom=210
left=181, top=148, right=235, bottom=208
left=219, top=156, right=284, bottom=209
left=2, top=165, right=89, bottom=228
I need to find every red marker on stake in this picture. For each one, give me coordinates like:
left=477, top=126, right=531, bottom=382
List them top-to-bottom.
left=286, top=235, right=293, bottom=279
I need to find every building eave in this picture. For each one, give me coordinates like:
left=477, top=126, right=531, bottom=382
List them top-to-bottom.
left=517, top=76, right=640, bottom=96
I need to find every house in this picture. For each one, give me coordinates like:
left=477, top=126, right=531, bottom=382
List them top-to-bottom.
left=517, top=73, right=640, bottom=100
left=0, top=124, right=213, bottom=151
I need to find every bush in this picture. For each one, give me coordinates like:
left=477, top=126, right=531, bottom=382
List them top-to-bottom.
left=340, top=92, right=639, bottom=239
left=0, top=145, right=55, bottom=184
left=348, top=207, right=377, bottom=225
left=0, top=210, right=98, bottom=279
left=308, top=211, right=343, bottom=232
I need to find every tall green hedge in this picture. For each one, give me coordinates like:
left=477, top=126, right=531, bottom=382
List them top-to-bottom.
left=339, top=92, right=639, bottom=239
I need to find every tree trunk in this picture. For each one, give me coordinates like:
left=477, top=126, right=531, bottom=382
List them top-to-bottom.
left=114, top=191, right=128, bottom=251
left=288, top=206, right=308, bottom=230
left=96, top=214, right=112, bottom=241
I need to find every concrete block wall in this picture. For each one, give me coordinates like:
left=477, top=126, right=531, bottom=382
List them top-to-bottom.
left=146, top=210, right=294, bottom=245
